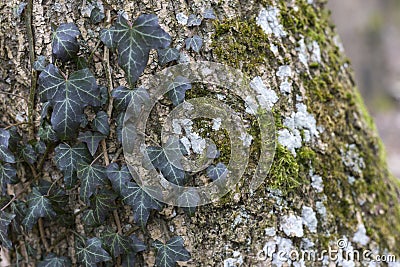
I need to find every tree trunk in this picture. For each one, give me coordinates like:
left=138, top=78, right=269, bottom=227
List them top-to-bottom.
left=1, top=0, right=399, bottom=266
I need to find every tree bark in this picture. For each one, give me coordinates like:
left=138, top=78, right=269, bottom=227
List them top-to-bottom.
left=0, top=0, right=399, bottom=266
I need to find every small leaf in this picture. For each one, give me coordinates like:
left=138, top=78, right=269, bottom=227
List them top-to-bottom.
left=90, top=7, right=105, bottom=24
left=203, top=8, right=216, bottom=19
left=102, top=14, right=171, bottom=85
left=187, top=14, right=202, bottom=26
left=52, top=23, right=81, bottom=61
left=185, top=35, right=203, bottom=53
left=157, top=47, right=180, bottom=66
left=33, top=55, right=48, bottom=71
left=167, top=76, right=192, bottom=106
left=99, top=85, right=109, bottom=106
left=112, top=86, right=150, bottom=112
left=40, top=102, right=52, bottom=121
left=93, top=111, right=110, bottom=135
left=38, top=124, right=59, bottom=143
left=0, top=129, right=15, bottom=163
left=0, top=129, right=10, bottom=147
left=78, top=131, right=106, bottom=156
left=35, top=141, right=47, bottom=155
left=21, top=144, right=38, bottom=164
left=206, top=162, right=227, bottom=181
left=0, top=163, right=18, bottom=195
left=77, top=163, right=108, bottom=203
left=106, top=163, right=132, bottom=195
left=121, top=182, right=162, bottom=227
left=22, top=187, right=56, bottom=231
left=91, top=190, right=117, bottom=224
left=81, top=209, right=97, bottom=227
left=0, top=211, right=15, bottom=249
left=101, top=228, right=132, bottom=257
left=122, top=235, right=146, bottom=267
left=153, top=236, right=191, bottom=267
left=76, top=237, right=111, bottom=267
left=38, top=253, right=72, bottom=267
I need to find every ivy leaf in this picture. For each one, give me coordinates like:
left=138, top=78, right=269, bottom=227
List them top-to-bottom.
left=90, top=7, right=104, bottom=24
left=203, top=8, right=216, bottom=19
left=105, top=14, right=171, bottom=84
left=187, top=14, right=202, bottom=26
left=52, top=23, right=81, bottom=61
left=100, top=26, right=116, bottom=49
left=185, top=35, right=203, bottom=53
left=157, top=48, right=180, bottom=66
left=33, top=55, right=48, bottom=71
left=38, top=64, right=100, bottom=139
left=167, top=76, right=192, bottom=106
left=99, top=85, right=109, bottom=106
left=112, top=86, right=150, bottom=112
left=93, top=111, right=110, bottom=135
left=116, top=112, right=124, bottom=143
left=38, top=124, right=59, bottom=143
left=7, top=127, right=21, bottom=150
left=0, top=129, right=15, bottom=164
left=0, top=129, right=10, bottom=147
left=78, top=131, right=106, bottom=156
left=35, top=141, right=47, bottom=155
left=54, top=143, right=92, bottom=188
left=21, top=144, right=37, bottom=164
left=206, top=162, right=227, bottom=181
left=0, top=163, right=17, bottom=195
left=77, top=163, right=108, bottom=203
left=106, top=163, right=132, bottom=195
left=121, top=182, right=162, bottom=227
left=22, top=187, right=56, bottom=231
left=177, top=189, right=199, bottom=215
left=91, top=190, right=117, bottom=224
left=81, top=210, right=97, bottom=227
left=0, top=211, right=15, bottom=249
left=101, top=228, right=132, bottom=257
left=122, top=235, right=146, bottom=267
left=153, top=236, right=191, bottom=267
left=76, top=237, right=111, bottom=267
left=38, top=253, right=72, bottom=267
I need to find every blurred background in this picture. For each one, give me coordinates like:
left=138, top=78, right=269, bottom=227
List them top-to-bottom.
left=328, top=0, right=400, bottom=178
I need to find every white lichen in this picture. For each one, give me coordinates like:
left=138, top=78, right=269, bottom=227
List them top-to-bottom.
left=256, top=6, right=287, bottom=38
left=176, top=12, right=188, bottom=25
left=297, top=38, right=309, bottom=67
left=309, top=40, right=321, bottom=63
left=276, top=65, right=292, bottom=78
left=249, top=76, right=278, bottom=111
left=212, top=118, right=222, bottom=131
left=278, top=128, right=302, bottom=156
left=239, top=132, right=253, bottom=147
left=341, top=144, right=365, bottom=175
left=311, top=174, right=324, bottom=193
left=316, top=201, right=327, bottom=219
left=301, top=206, right=318, bottom=233
left=280, top=214, right=304, bottom=237
left=353, top=224, right=370, bottom=246
left=264, top=227, right=276, bottom=237
left=223, top=251, right=243, bottom=267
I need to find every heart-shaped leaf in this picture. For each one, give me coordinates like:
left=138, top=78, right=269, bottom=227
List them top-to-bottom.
left=102, top=14, right=171, bottom=85
left=52, top=23, right=81, bottom=61
left=185, top=35, right=203, bottom=52
left=157, top=48, right=180, bottom=66
left=167, top=76, right=192, bottom=106
left=93, top=111, right=110, bottom=135
left=78, top=131, right=106, bottom=156
left=0, top=163, right=18, bottom=195
left=77, top=163, right=108, bottom=203
left=22, top=187, right=56, bottom=231
left=0, top=211, right=15, bottom=249
left=153, top=236, right=191, bottom=267
left=76, top=237, right=111, bottom=267
left=38, top=253, right=72, bottom=267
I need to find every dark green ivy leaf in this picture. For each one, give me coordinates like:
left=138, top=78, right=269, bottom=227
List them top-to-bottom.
left=90, top=7, right=105, bottom=24
left=102, top=14, right=171, bottom=85
left=52, top=23, right=81, bottom=61
left=100, top=26, right=116, bottom=49
left=185, top=35, right=203, bottom=53
left=157, top=48, right=180, bottom=66
left=38, top=64, right=100, bottom=139
left=167, top=76, right=192, bottom=106
left=112, top=86, right=150, bottom=112
left=93, top=111, right=110, bottom=136
left=116, top=112, right=124, bottom=143
left=38, top=124, right=59, bottom=143
left=0, top=129, right=15, bottom=163
left=78, top=131, right=106, bottom=156
left=35, top=141, right=47, bottom=155
left=21, top=144, right=38, bottom=164
left=206, top=162, right=227, bottom=181
left=0, top=163, right=17, bottom=195
left=77, top=163, right=108, bottom=203
left=106, top=163, right=132, bottom=195
left=121, top=182, right=162, bottom=227
left=22, top=187, right=56, bottom=231
left=90, top=190, right=117, bottom=224
left=81, top=209, right=97, bottom=227
left=0, top=211, right=15, bottom=249
left=101, top=228, right=132, bottom=257
left=121, top=235, right=146, bottom=267
left=153, top=236, right=191, bottom=267
left=76, top=237, right=111, bottom=267
left=38, top=253, right=72, bottom=267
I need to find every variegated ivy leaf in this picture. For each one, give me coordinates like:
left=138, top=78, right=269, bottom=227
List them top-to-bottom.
left=90, top=7, right=104, bottom=24
left=101, top=14, right=171, bottom=85
left=52, top=23, right=81, bottom=61
left=185, top=35, right=203, bottom=53
left=157, top=47, right=180, bottom=66
left=38, top=64, right=100, bottom=139
left=167, top=76, right=192, bottom=106
left=112, top=86, right=150, bottom=117
left=93, top=111, right=110, bottom=135
left=0, top=129, right=15, bottom=164
left=78, top=131, right=106, bottom=156
left=54, top=143, right=92, bottom=188
left=21, top=144, right=37, bottom=164
left=206, top=162, right=228, bottom=181
left=0, top=163, right=17, bottom=195
left=77, top=163, right=108, bottom=203
left=106, top=163, right=132, bottom=195
left=121, top=182, right=162, bottom=227
left=22, top=187, right=56, bottom=231
left=0, top=211, right=15, bottom=249
left=101, top=228, right=132, bottom=257
left=121, top=235, right=146, bottom=267
left=153, top=236, right=191, bottom=267
left=76, top=237, right=111, bottom=267
left=38, top=253, right=72, bottom=267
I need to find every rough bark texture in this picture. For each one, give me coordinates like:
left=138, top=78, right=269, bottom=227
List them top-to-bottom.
left=1, top=0, right=399, bottom=266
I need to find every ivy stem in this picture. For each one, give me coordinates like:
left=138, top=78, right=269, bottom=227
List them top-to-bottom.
left=24, top=0, right=37, bottom=140
left=88, top=40, right=102, bottom=63
left=38, top=218, right=50, bottom=252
